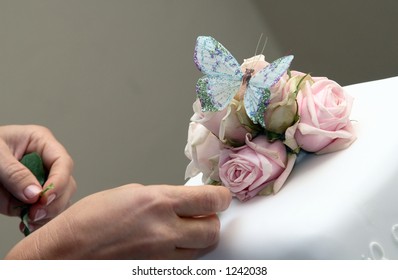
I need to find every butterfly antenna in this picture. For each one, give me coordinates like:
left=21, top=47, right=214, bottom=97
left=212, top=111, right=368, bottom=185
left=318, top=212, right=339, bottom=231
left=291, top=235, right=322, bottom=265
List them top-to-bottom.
left=254, top=33, right=264, bottom=57
left=252, top=34, right=268, bottom=69
left=260, top=36, right=268, bottom=55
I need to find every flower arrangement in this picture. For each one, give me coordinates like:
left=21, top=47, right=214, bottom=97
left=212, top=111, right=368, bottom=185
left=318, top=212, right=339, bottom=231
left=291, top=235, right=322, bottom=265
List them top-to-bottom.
left=185, top=36, right=356, bottom=202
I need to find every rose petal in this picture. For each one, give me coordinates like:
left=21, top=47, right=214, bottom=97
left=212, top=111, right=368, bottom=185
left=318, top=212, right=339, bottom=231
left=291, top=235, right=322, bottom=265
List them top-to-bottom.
left=316, top=121, right=357, bottom=154
left=272, top=153, right=297, bottom=193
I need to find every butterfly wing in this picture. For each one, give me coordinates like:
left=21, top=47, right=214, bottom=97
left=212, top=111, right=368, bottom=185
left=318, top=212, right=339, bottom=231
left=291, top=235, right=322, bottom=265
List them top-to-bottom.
left=194, top=36, right=243, bottom=111
left=194, top=36, right=242, bottom=76
left=244, top=55, right=294, bottom=127
left=196, top=76, right=242, bottom=112
left=244, top=86, right=271, bottom=128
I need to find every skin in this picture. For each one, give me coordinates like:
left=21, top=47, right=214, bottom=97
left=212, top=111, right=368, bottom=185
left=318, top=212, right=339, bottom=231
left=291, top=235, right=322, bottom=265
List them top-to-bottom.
left=0, top=125, right=76, bottom=229
left=1, top=125, right=231, bottom=259
left=6, top=184, right=231, bottom=259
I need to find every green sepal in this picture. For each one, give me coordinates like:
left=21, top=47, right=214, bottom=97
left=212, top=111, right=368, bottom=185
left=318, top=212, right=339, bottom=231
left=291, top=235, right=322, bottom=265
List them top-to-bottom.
left=264, top=130, right=284, bottom=142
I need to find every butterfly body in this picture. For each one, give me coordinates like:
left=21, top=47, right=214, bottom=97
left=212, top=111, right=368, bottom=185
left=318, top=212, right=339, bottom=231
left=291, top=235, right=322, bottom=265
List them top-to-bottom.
left=194, top=36, right=294, bottom=128
left=235, top=68, right=254, bottom=101
left=242, top=68, right=255, bottom=85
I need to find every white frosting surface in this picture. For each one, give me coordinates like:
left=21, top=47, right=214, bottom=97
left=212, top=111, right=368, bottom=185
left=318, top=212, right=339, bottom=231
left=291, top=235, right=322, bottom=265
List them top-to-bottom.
left=186, top=76, right=398, bottom=259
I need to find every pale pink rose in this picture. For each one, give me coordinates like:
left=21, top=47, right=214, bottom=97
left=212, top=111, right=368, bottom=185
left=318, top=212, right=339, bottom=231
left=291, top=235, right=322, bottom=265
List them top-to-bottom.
left=295, top=78, right=357, bottom=154
left=191, top=99, right=257, bottom=147
left=184, top=122, right=222, bottom=184
left=218, top=134, right=295, bottom=201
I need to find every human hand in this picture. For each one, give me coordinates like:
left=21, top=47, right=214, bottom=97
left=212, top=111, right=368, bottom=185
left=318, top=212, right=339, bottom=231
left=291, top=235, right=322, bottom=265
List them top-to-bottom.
left=0, top=125, right=76, bottom=233
left=6, top=184, right=231, bottom=259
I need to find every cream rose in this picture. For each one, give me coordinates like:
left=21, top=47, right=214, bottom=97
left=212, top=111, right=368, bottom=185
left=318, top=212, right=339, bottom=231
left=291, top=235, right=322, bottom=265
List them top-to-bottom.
left=240, top=54, right=269, bottom=73
left=190, top=55, right=273, bottom=147
left=242, top=56, right=302, bottom=135
left=263, top=72, right=309, bottom=134
left=191, top=99, right=257, bottom=147
left=184, top=122, right=222, bottom=184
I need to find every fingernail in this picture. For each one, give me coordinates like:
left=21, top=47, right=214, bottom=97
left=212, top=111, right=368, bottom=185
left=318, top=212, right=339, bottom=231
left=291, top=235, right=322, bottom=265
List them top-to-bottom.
left=24, top=185, right=42, bottom=199
left=46, top=194, right=56, bottom=206
left=34, top=209, right=47, bottom=222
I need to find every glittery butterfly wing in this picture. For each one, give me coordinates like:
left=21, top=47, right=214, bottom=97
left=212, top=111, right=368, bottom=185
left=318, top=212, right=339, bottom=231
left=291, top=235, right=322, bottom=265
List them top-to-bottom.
left=194, top=36, right=243, bottom=112
left=244, top=55, right=294, bottom=127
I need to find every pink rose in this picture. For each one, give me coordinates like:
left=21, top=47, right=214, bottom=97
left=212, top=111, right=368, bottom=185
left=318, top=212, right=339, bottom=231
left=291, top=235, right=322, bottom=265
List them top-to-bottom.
left=294, top=78, right=357, bottom=154
left=184, top=122, right=222, bottom=184
left=218, top=134, right=296, bottom=201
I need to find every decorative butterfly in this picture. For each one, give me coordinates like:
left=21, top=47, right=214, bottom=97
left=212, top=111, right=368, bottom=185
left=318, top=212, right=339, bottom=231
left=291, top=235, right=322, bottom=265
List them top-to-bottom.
left=194, top=36, right=294, bottom=128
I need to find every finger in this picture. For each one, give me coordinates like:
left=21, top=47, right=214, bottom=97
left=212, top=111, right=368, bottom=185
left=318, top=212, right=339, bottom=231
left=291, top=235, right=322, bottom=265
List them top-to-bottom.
left=21, top=125, right=75, bottom=207
left=40, top=134, right=75, bottom=196
left=30, top=135, right=76, bottom=210
left=0, top=142, right=42, bottom=204
left=37, top=159, right=76, bottom=208
left=29, top=177, right=76, bottom=223
left=0, top=185, right=25, bottom=216
left=172, top=185, right=231, bottom=217
left=19, top=193, right=74, bottom=235
left=174, top=214, right=221, bottom=249
left=171, top=246, right=219, bottom=259
left=167, top=248, right=202, bottom=260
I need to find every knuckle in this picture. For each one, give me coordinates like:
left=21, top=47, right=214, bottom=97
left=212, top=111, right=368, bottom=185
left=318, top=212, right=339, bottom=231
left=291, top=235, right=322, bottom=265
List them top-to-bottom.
left=26, top=125, right=51, bottom=141
left=29, top=125, right=51, bottom=135
left=67, top=156, right=75, bottom=172
left=69, top=157, right=75, bottom=170
left=4, top=161, right=31, bottom=185
left=70, top=177, right=77, bottom=194
left=200, top=189, right=218, bottom=213
left=204, top=216, right=220, bottom=246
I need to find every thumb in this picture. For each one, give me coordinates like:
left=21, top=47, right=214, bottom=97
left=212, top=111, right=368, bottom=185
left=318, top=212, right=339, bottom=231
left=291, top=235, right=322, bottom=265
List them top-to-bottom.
left=0, top=152, right=42, bottom=204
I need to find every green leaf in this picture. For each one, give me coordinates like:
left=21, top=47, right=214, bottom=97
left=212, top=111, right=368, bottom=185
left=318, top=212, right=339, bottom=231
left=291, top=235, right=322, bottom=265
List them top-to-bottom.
left=19, top=152, right=53, bottom=236
left=20, top=152, right=46, bottom=186
left=20, top=207, right=31, bottom=236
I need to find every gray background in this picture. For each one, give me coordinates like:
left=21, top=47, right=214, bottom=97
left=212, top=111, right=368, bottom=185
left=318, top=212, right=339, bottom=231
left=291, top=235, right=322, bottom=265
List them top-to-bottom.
left=1, top=0, right=397, bottom=258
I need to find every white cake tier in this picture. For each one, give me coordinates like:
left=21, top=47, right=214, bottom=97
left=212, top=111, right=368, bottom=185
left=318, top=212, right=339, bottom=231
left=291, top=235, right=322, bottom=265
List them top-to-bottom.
left=186, top=76, right=398, bottom=259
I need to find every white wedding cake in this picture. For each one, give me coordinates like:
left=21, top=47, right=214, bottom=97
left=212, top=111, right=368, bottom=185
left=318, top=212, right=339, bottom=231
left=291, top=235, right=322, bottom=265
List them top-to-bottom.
left=186, top=76, right=398, bottom=259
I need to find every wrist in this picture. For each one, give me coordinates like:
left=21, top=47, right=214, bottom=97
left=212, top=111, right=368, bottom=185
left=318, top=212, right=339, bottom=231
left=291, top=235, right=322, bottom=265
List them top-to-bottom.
left=5, top=214, right=83, bottom=259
